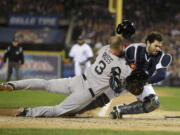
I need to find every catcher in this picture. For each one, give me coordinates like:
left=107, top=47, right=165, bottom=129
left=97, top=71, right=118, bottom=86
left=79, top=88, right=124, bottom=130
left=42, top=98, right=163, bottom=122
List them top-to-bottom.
left=109, top=32, right=172, bottom=119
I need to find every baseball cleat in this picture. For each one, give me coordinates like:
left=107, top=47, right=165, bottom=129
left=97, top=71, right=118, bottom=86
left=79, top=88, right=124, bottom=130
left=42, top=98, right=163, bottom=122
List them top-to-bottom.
left=0, top=83, right=13, bottom=91
left=15, top=108, right=28, bottom=117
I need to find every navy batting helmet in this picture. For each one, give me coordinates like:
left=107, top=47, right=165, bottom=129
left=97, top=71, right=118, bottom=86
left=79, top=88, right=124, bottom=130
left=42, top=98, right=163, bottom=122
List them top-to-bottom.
left=116, top=20, right=136, bottom=39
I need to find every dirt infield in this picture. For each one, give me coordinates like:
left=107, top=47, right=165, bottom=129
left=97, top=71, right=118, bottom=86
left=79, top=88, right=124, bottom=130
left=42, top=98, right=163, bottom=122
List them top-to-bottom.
left=0, top=93, right=180, bottom=131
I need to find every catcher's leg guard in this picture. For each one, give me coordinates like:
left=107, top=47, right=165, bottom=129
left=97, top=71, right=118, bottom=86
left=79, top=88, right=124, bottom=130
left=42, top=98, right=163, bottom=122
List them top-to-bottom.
left=0, top=83, right=14, bottom=91
left=109, top=94, right=160, bottom=119
left=143, top=94, right=160, bottom=113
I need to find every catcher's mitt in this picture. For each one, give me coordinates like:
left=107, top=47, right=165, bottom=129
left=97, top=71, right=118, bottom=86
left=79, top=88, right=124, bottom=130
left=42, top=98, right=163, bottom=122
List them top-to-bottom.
left=124, top=69, right=149, bottom=95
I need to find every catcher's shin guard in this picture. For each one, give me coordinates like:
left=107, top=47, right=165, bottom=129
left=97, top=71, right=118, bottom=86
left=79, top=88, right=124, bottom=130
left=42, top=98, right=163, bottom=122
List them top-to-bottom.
left=110, top=94, right=160, bottom=119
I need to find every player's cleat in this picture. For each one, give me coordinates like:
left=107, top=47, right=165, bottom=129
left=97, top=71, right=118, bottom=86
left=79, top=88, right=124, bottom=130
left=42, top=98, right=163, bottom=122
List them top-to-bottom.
left=0, top=83, right=14, bottom=91
left=109, top=104, right=124, bottom=119
left=15, top=108, right=28, bottom=117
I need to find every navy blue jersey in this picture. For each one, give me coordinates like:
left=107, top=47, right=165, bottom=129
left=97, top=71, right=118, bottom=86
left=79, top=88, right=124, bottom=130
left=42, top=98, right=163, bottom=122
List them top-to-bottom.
left=125, top=43, right=172, bottom=84
left=3, top=45, right=24, bottom=64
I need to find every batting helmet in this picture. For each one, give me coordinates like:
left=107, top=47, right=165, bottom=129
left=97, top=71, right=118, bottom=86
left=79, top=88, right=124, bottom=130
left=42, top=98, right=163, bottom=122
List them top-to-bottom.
left=116, top=20, right=136, bottom=39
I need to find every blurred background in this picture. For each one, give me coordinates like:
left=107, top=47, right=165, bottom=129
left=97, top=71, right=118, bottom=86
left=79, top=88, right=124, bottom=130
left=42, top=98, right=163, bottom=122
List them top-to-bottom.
left=0, top=0, right=179, bottom=86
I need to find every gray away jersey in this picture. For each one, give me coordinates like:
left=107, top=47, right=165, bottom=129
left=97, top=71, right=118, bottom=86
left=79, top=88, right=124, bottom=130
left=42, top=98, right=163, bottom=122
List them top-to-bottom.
left=84, top=45, right=132, bottom=95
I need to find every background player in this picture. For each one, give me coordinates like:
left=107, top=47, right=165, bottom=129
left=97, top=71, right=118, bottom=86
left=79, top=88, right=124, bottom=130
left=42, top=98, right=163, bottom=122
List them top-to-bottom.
left=110, top=32, right=172, bottom=119
left=0, top=36, right=132, bottom=117
left=69, top=36, right=94, bottom=76
left=3, top=37, right=24, bottom=81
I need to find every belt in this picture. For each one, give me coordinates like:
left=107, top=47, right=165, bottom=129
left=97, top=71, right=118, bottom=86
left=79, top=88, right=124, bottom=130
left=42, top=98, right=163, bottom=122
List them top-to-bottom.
left=82, top=74, right=95, bottom=97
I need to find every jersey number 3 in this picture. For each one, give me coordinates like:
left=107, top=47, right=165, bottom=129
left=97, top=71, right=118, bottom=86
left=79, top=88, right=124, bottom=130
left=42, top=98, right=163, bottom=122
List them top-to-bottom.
left=95, top=60, right=106, bottom=75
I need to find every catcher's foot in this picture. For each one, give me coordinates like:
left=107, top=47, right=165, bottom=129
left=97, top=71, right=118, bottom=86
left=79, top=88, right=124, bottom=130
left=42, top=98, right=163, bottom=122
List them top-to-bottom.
left=0, top=83, right=14, bottom=91
left=109, top=104, right=124, bottom=119
left=15, top=108, right=28, bottom=117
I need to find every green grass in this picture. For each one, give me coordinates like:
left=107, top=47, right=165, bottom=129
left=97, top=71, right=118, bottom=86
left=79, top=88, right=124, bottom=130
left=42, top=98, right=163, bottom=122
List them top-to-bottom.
left=0, top=87, right=180, bottom=111
left=154, top=87, right=180, bottom=111
left=155, top=87, right=180, bottom=95
left=0, top=90, right=66, bottom=108
left=159, top=96, right=180, bottom=110
left=0, top=129, right=180, bottom=135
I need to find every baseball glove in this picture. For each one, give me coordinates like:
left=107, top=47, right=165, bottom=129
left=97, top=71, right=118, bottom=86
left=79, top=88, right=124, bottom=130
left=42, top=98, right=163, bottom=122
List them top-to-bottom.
left=109, top=67, right=123, bottom=94
left=124, top=69, right=149, bottom=95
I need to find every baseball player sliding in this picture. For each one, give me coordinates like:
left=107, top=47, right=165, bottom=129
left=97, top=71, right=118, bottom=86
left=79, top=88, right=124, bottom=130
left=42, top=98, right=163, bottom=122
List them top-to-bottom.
left=0, top=36, right=132, bottom=117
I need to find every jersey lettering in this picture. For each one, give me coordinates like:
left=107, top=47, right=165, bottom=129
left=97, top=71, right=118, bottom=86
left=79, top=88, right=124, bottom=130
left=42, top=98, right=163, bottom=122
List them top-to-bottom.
left=102, top=52, right=113, bottom=64
left=95, top=60, right=106, bottom=75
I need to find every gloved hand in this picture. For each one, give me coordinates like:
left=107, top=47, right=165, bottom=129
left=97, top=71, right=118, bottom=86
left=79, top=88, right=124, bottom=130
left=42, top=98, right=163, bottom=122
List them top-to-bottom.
left=109, top=67, right=123, bottom=94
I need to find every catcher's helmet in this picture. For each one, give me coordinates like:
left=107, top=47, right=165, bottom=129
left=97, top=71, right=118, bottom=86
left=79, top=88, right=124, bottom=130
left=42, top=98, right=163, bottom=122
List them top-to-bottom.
left=116, top=20, right=136, bottom=39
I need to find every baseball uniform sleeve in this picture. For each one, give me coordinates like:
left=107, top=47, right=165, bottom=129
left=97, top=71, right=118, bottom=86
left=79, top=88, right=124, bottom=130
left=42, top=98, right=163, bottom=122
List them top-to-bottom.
left=69, top=45, right=75, bottom=57
left=86, top=45, right=94, bottom=58
left=125, top=45, right=136, bottom=64
left=148, top=54, right=172, bottom=84
left=156, top=54, right=172, bottom=69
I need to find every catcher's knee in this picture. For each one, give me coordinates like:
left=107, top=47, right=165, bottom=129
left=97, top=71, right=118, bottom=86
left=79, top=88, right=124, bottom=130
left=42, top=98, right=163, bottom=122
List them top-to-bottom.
left=143, top=94, right=160, bottom=113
